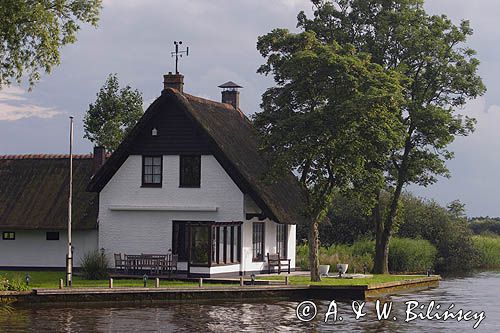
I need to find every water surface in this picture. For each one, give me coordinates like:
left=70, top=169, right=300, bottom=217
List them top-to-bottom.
left=1, top=271, right=498, bottom=332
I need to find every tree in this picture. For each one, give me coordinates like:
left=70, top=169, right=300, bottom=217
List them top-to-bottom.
left=0, top=0, right=102, bottom=88
left=298, top=0, right=486, bottom=273
left=254, top=29, right=404, bottom=281
left=83, top=73, right=143, bottom=151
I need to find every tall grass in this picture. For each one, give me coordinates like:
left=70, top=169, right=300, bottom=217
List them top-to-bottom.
left=472, top=235, right=500, bottom=269
left=297, top=237, right=437, bottom=274
left=388, top=238, right=437, bottom=273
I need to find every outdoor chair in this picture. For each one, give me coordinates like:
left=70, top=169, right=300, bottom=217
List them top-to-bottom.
left=267, top=252, right=291, bottom=274
left=114, top=253, right=126, bottom=272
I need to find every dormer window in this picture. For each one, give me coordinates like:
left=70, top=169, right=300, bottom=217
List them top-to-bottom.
left=179, top=155, right=201, bottom=188
left=142, top=156, right=162, bottom=187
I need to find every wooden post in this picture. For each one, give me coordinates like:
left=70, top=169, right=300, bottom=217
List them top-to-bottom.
left=66, top=116, right=74, bottom=288
left=240, top=276, right=244, bottom=286
left=285, top=276, right=289, bottom=285
left=109, top=278, right=113, bottom=289
left=155, top=278, right=160, bottom=288
left=198, top=278, right=203, bottom=288
left=59, top=279, right=64, bottom=289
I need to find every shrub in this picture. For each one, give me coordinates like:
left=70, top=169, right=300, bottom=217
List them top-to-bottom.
left=397, top=194, right=478, bottom=273
left=472, top=235, right=500, bottom=268
left=388, top=238, right=437, bottom=273
left=80, top=250, right=109, bottom=280
left=0, top=275, right=30, bottom=291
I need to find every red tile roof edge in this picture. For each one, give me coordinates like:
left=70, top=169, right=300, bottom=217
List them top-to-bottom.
left=0, top=154, right=94, bottom=160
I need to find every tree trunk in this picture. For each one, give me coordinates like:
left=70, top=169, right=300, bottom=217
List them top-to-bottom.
left=374, top=128, right=413, bottom=274
left=372, top=191, right=389, bottom=274
left=308, top=218, right=321, bottom=282
left=374, top=226, right=390, bottom=274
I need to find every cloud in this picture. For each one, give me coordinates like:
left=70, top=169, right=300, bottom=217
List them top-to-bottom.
left=0, top=86, right=60, bottom=121
left=410, top=97, right=500, bottom=216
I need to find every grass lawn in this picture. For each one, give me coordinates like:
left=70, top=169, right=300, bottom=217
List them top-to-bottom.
left=0, top=270, right=226, bottom=289
left=259, top=274, right=426, bottom=286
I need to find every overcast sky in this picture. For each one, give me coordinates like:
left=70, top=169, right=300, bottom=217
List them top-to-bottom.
left=0, top=0, right=499, bottom=217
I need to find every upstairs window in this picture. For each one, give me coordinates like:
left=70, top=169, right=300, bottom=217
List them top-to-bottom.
left=180, top=155, right=201, bottom=188
left=142, top=156, right=162, bottom=187
left=2, top=232, right=15, bottom=240
left=46, top=232, right=60, bottom=241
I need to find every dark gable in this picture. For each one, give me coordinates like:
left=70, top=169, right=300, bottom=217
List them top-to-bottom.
left=87, top=88, right=307, bottom=225
left=0, top=156, right=98, bottom=230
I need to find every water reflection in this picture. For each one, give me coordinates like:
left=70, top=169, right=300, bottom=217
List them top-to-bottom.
left=1, top=271, right=498, bottom=332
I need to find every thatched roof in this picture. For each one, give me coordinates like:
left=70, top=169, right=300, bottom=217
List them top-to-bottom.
left=88, top=88, right=307, bottom=225
left=0, top=155, right=98, bottom=230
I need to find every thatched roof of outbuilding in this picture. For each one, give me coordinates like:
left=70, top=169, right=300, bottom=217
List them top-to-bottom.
left=0, top=155, right=98, bottom=230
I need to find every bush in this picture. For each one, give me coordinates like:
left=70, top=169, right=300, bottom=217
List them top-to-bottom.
left=397, top=194, right=478, bottom=273
left=473, top=235, right=500, bottom=268
left=388, top=238, right=437, bottom=273
left=80, top=250, right=109, bottom=280
left=0, top=275, right=30, bottom=291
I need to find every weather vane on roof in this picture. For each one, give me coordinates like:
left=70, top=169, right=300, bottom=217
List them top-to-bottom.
left=171, top=41, right=189, bottom=74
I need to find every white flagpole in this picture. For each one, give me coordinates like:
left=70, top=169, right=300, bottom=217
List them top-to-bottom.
left=66, top=116, right=74, bottom=287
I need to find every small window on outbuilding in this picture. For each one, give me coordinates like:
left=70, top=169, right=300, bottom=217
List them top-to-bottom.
left=179, top=155, right=201, bottom=188
left=142, top=156, right=162, bottom=187
left=2, top=232, right=15, bottom=240
left=46, top=232, right=60, bottom=241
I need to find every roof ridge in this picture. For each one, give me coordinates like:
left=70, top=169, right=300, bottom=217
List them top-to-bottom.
left=181, top=91, right=249, bottom=120
left=0, top=154, right=94, bottom=160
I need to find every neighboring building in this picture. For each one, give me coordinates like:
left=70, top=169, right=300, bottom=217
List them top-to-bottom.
left=0, top=73, right=306, bottom=277
left=0, top=154, right=99, bottom=268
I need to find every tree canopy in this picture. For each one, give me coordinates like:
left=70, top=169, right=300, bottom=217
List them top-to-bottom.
left=0, top=0, right=102, bottom=88
left=296, top=0, right=485, bottom=273
left=254, top=28, right=404, bottom=280
left=83, top=73, right=143, bottom=151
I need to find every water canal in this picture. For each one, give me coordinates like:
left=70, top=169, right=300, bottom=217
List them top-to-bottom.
left=1, top=271, right=498, bottom=332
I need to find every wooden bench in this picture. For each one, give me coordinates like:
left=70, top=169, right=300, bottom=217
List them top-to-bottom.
left=114, top=253, right=177, bottom=275
left=267, top=253, right=291, bottom=274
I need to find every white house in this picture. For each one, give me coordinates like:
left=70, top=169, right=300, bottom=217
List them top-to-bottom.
left=0, top=73, right=307, bottom=277
left=0, top=154, right=99, bottom=268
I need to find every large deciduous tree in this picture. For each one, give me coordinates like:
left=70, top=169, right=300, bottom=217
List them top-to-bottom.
left=0, top=0, right=102, bottom=88
left=298, top=0, right=486, bottom=273
left=254, top=29, right=404, bottom=281
left=83, top=73, right=143, bottom=152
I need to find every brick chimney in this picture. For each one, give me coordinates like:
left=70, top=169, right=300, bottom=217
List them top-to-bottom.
left=163, top=72, right=184, bottom=93
left=218, top=81, right=242, bottom=109
left=93, top=146, right=106, bottom=175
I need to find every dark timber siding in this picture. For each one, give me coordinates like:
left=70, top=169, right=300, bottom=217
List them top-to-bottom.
left=129, top=104, right=212, bottom=155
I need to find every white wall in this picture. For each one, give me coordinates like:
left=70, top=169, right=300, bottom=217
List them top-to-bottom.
left=99, top=155, right=245, bottom=263
left=241, top=218, right=296, bottom=274
left=0, top=230, right=97, bottom=267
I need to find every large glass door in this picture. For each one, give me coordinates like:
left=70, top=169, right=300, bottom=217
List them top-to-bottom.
left=189, top=225, right=210, bottom=266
